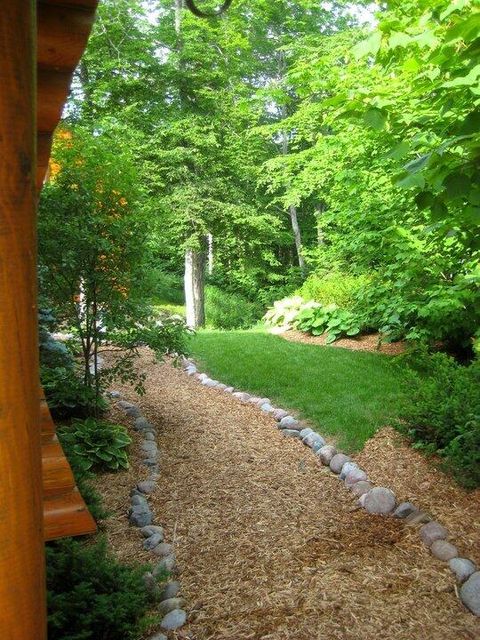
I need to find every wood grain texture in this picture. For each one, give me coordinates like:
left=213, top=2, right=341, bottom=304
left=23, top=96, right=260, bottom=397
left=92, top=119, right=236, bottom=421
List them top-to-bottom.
left=0, top=2, right=47, bottom=638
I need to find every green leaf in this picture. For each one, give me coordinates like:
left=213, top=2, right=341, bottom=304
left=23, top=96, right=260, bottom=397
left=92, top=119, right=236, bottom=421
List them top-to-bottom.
left=352, top=31, right=382, bottom=59
left=388, top=32, right=412, bottom=49
left=443, top=64, right=480, bottom=87
left=364, top=108, right=387, bottom=130
left=387, top=141, right=410, bottom=161
left=404, top=154, right=430, bottom=174
left=395, top=172, right=426, bottom=189
left=444, top=173, right=470, bottom=199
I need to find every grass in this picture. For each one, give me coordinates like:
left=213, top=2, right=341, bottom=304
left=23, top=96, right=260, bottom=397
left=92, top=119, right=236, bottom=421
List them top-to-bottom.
left=189, top=328, right=407, bottom=451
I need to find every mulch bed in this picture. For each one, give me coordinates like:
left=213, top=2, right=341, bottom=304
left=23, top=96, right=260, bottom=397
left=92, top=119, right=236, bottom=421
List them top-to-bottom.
left=279, top=329, right=406, bottom=355
left=96, top=350, right=480, bottom=639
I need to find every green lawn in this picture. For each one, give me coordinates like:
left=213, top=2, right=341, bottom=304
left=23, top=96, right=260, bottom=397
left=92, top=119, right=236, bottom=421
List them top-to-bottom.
left=189, top=328, right=406, bottom=451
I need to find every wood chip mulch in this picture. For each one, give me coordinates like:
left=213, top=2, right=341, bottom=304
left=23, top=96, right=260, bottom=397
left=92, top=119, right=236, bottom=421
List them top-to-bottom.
left=279, top=329, right=406, bottom=355
left=96, top=349, right=480, bottom=640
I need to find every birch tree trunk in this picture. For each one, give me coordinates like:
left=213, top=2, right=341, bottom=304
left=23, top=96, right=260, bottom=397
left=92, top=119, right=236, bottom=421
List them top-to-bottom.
left=184, top=246, right=206, bottom=328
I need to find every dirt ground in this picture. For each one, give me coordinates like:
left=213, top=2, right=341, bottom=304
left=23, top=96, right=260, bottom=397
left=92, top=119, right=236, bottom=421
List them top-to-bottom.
left=278, top=329, right=406, bottom=355
left=98, top=350, right=480, bottom=640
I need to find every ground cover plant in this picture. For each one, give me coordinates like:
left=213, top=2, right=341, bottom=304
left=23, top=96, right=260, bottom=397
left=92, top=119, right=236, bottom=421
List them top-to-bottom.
left=190, top=328, right=406, bottom=451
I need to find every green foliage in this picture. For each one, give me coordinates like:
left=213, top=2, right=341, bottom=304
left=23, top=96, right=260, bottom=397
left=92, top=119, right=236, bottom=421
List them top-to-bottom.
left=297, top=272, right=370, bottom=310
left=205, top=285, right=262, bottom=330
left=263, top=296, right=316, bottom=328
left=295, top=304, right=361, bottom=343
left=400, top=352, right=480, bottom=488
left=41, top=364, right=104, bottom=419
left=59, top=418, right=131, bottom=472
left=47, top=537, right=154, bottom=640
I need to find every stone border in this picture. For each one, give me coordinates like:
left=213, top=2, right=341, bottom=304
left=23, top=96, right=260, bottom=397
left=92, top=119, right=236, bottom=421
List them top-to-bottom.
left=181, top=358, right=480, bottom=618
left=112, top=393, right=188, bottom=638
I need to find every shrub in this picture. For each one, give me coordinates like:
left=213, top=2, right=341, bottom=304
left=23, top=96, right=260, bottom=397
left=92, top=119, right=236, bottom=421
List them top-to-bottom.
left=297, top=271, right=370, bottom=310
left=206, top=285, right=262, bottom=329
left=263, top=296, right=318, bottom=328
left=295, top=303, right=361, bottom=343
left=399, top=352, right=480, bottom=488
left=41, top=365, right=104, bottom=419
left=59, top=418, right=131, bottom=473
left=47, top=537, right=154, bottom=640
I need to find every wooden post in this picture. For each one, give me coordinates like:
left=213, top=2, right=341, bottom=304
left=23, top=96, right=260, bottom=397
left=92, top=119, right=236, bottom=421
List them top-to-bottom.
left=0, top=2, right=47, bottom=639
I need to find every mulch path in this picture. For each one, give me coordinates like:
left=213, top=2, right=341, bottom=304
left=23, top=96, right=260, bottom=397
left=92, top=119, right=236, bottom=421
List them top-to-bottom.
left=278, top=329, right=406, bottom=355
left=99, top=349, right=480, bottom=640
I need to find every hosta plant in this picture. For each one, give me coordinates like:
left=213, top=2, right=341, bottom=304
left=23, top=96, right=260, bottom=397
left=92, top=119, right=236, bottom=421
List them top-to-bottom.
left=263, top=296, right=320, bottom=329
left=295, top=304, right=361, bottom=343
left=59, top=418, right=132, bottom=472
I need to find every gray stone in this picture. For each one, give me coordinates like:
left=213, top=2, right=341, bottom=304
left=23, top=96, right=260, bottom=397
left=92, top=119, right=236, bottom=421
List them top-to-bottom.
left=186, top=366, right=197, bottom=376
left=197, top=373, right=208, bottom=381
left=202, top=378, right=218, bottom=387
left=216, top=383, right=227, bottom=390
left=224, top=386, right=234, bottom=393
left=108, top=390, right=122, bottom=398
left=232, top=391, right=250, bottom=402
left=248, top=396, right=261, bottom=404
left=256, top=397, right=271, bottom=406
left=118, top=400, right=134, bottom=409
left=260, top=402, right=274, bottom=413
left=125, top=406, right=141, bottom=418
left=272, top=408, right=289, bottom=421
left=135, top=417, right=154, bottom=431
left=299, top=427, right=314, bottom=439
left=282, top=429, right=302, bottom=438
left=143, top=432, right=155, bottom=441
left=303, top=433, right=326, bottom=452
left=141, top=441, right=158, bottom=455
left=317, top=445, right=336, bottom=465
left=329, top=453, right=351, bottom=474
left=143, top=458, right=159, bottom=468
left=339, top=461, right=359, bottom=480
left=344, top=467, right=368, bottom=487
left=138, top=480, right=156, bottom=494
left=351, top=480, right=373, bottom=497
left=363, top=487, right=396, bottom=515
left=358, top=493, right=367, bottom=507
left=131, top=494, right=148, bottom=507
left=393, top=502, right=417, bottom=519
left=129, top=506, right=152, bottom=527
left=420, top=521, right=448, bottom=546
left=141, top=525, right=164, bottom=538
left=143, top=533, right=164, bottom=551
left=431, top=540, right=458, bottom=562
left=153, top=543, right=173, bottom=557
left=153, top=555, right=177, bottom=576
left=449, top=558, right=477, bottom=584
left=143, top=572, right=160, bottom=596
left=460, top=572, right=480, bottom=616
left=160, top=581, right=181, bottom=601
left=159, top=597, right=185, bottom=616
left=160, top=609, right=187, bottom=631
left=150, top=633, right=168, bottom=640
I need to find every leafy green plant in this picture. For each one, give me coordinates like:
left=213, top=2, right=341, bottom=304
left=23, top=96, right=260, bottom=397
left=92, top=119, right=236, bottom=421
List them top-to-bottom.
left=297, top=272, right=370, bottom=310
left=206, top=285, right=263, bottom=330
left=263, top=296, right=318, bottom=328
left=295, top=303, right=361, bottom=343
left=399, top=351, right=480, bottom=488
left=41, top=365, right=105, bottom=419
left=59, top=418, right=131, bottom=472
left=47, top=537, right=155, bottom=640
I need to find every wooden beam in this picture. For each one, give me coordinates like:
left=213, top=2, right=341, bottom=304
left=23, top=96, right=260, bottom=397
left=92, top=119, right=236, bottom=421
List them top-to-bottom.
left=0, top=1, right=46, bottom=639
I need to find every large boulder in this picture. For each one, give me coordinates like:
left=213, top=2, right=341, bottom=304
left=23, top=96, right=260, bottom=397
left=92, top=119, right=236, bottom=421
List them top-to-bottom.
left=329, top=453, right=350, bottom=474
left=460, top=572, right=480, bottom=616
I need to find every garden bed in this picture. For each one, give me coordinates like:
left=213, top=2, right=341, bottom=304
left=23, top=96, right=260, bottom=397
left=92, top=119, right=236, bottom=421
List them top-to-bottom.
left=278, top=328, right=406, bottom=355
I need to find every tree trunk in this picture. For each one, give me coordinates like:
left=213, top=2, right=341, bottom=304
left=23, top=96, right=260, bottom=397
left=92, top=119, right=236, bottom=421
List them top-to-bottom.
left=315, top=202, right=326, bottom=246
left=289, top=204, right=305, bottom=272
left=207, top=232, right=214, bottom=275
left=185, top=246, right=206, bottom=329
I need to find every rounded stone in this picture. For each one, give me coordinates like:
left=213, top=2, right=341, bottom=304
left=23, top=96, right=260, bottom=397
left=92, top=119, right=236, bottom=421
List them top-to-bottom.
left=186, top=367, right=197, bottom=376
left=197, top=373, right=208, bottom=381
left=202, top=378, right=219, bottom=387
left=216, top=383, right=227, bottom=390
left=224, top=387, right=234, bottom=393
left=108, top=390, right=122, bottom=398
left=232, top=391, right=250, bottom=402
left=256, top=397, right=270, bottom=406
left=117, top=400, right=134, bottom=409
left=260, top=402, right=274, bottom=413
left=125, top=406, right=141, bottom=418
left=272, top=408, right=289, bottom=421
left=135, top=416, right=155, bottom=431
left=279, top=416, right=301, bottom=430
left=299, top=428, right=314, bottom=440
left=282, top=429, right=302, bottom=438
left=144, top=432, right=155, bottom=441
left=303, top=433, right=326, bottom=452
left=317, top=445, right=336, bottom=465
left=329, top=453, right=351, bottom=474
left=339, top=461, right=358, bottom=480
left=345, top=467, right=368, bottom=487
left=137, top=480, right=156, bottom=494
left=351, top=480, right=373, bottom=497
left=363, top=487, right=396, bottom=515
left=393, top=502, right=417, bottom=519
left=129, top=506, right=152, bottom=527
left=420, top=521, right=448, bottom=547
left=141, top=525, right=164, bottom=538
left=143, top=533, right=164, bottom=551
left=431, top=540, right=458, bottom=562
left=153, top=543, right=173, bottom=557
left=154, top=555, right=177, bottom=576
left=449, top=558, right=477, bottom=584
left=143, top=571, right=159, bottom=596
left=460, top=572, right=480, bottom=616
left=160, top=581, right=181, bottom=601
left=159, top=597, right=185, bottom=616
left=160, top=609, right=187, bottom=631
left=150, top=633, right=168, bottom=640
